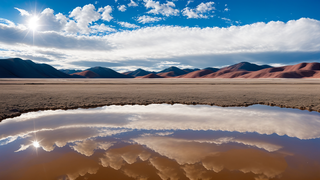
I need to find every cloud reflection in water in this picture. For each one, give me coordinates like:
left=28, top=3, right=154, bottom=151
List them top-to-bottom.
left=0, top=104, right=319, bottom=180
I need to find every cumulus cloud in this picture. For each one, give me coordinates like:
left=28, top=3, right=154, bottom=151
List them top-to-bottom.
left=128, top=0, right=138, bottom=7
left=144, top=0, right=179, bottom=16
left=182, top=2, right=215, bottom=19
left=14, top=4, right=112, bottom=34
left=69, top=4, right=101, bottom=33
left=98, top=5, right=113, bottom=22
left=118, top=5, right=127, bottom=12
left=14, top=7, right=31, bottom=16
left=37, top=8, right=68, bottom=32
left=137, top=15, right=162, bottom=24
left=0, top=18, right=320, bottom=70
left=118, top=21, right=140, bottom=28
left=0, top=24, right=113, bottom=50
left=90, top=24, right=117, bottom=33
left=3, top=103, right=320, bottom=145
left=134, top=136, right=287, bottom=179
left=194, top=137, right=282, bottom=152
left=71, top=140, right=113, bottom=156
left=100, top=145, right=151, bottom=170
left=149, top=157, right=184, bottom=180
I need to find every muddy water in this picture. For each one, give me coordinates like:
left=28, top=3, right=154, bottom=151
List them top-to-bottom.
left=0, top=104, right=320, bottom=180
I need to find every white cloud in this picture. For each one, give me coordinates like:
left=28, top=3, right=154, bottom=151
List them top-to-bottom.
left=128, top=0, right=138, bottom=7
left=144, top=0, right=179, bottom=16
left=186, top=0, right=194, bottom=6
left=182, top=2, right=215, bottom=19
left=196, top=2, right=215, bottom=13
left=69, top=4, right=101, bottom=33
left=98, top=5, right=113, bottom=22
left=118, top=5, right=127, bottom=12
left=14, top=7, right=30, bottom=16
left=37, top=8, right=68, bottom=32
left=182, top=8, right=202, bottom=19
left=224, top=8, right=230, bottom=12
left=137, top=15, right=162, bottom=24
left=221, top=17, right=231, bottom=23
left=0, top=18, right=320, bottom=70
left=0, top=18, right=15, bottom=27
left=64, top=20, right=80, bottom=33
left=118, top=21, right=140, bottom=28
left=90, top=24, right=116, bottom=33
left=3, top=102, right=320, bottom=142
left=194, top=137, right=282, bottom=152
left=71, top=140, right=113, bottom=156
left=15, top=144, right=32, bottom=152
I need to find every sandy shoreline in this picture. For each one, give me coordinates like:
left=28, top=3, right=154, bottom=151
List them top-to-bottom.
left=1, top=78, right=320, bottom=121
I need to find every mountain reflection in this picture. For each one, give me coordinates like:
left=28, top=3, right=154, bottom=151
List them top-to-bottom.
left=0, top=104, right=320, bottom=180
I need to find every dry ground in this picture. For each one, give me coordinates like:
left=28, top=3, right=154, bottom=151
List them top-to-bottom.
left=1, top=78, right=320, bottom=121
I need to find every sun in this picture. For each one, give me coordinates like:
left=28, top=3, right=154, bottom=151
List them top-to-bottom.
left=28, top=16, right=39, bottom=31
left=32, top=140, right=40, bottom=148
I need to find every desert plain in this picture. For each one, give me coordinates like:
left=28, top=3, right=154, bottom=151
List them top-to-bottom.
left=1, top=78, right=320, bottom=121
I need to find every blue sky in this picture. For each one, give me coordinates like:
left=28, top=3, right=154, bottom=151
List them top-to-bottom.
left=0, top=0, right=320, bottom=71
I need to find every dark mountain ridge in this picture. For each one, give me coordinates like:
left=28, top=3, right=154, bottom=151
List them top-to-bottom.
left=0, top=58, right=71, bottom=78
left=1, top=58, right=320, bottom=79
left=219, top=62, right=272, bottom=72
left=158, top=66, right=188, bottom=76
left=87, top=67, right=133, bottom=78
left=123, top=68, right=152, bottom=77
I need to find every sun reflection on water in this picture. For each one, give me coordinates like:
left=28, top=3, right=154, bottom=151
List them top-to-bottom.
left=32, top=140, right=40, bottom=148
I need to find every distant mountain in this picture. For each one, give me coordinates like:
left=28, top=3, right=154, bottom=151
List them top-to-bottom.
left=0, top=58, right=71, bottom=78
left=2, top=59, right=320, bottom=79
left=200, top=62, right=273, bottom=78
left=220, top=62, right=272, bottom=72
left=240, top=62, right=320, bottom=78
left=158, top=66, right=188, bottom=76
left=87, top=67, right=133, bottom=78
left=203, top=67, right=220, bottom=72
left=123, top=68, right=152, bottom=77
left=183, top=68, right=200, bottom=73
left=59, top=69, right=83, bottom=74
left=178, top=69, right=214, bottom=78
left=71, top=70, right=100, bottom=78
left=157, top=71, right=178, bottom=78
left=136, top=73, right=163, bottom=78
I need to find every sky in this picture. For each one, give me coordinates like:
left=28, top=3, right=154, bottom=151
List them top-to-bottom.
left=0, top=0, right=320, bottom=71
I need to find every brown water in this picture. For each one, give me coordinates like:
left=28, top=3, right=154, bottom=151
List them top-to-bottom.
left=0, top=104, right=320, bottom=180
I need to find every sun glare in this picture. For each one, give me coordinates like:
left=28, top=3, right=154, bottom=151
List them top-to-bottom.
left=28, top=16, right=39, bottom=31
left=32, top=140, right=40, bottom=148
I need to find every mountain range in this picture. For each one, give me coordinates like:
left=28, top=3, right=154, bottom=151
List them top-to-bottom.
left=0, top=58, right=71, bottom=78
left=1, top=58, right=320, bottom=78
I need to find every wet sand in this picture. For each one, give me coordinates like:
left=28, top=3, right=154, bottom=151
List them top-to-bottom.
left=1, top=78, right=320, bottom=121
